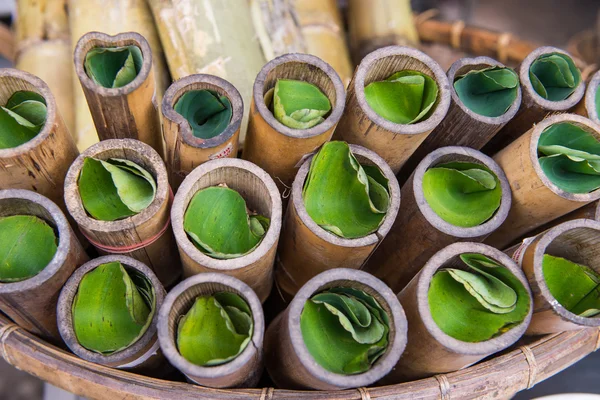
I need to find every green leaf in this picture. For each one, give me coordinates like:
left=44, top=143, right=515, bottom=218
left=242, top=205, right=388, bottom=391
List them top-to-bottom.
left=84, top=46, right=143, bottom=89
left=529, top=53, right=581, bottom=101
left=454, top=67, right=519, bottom=117
left=272, top=79, right=331, bottom=129
left=596, top=87, right=600, bottom=119
left=174, top=90, right=233, bottom=139
left=0, top=91, right=47, bottom=149
left=422, top=162, right=502, bottom=227
left=183, top=186, right=270, bottom=259
left=0, top=215, right=57, bottom=283
left=72, top=262, right=154, bottom=354
left=176, top=293, right=253, bottom=366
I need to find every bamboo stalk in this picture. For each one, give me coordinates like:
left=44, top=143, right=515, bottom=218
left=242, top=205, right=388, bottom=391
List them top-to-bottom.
left=0, top=23, right=14, bottom=63
left=73, top=32, right=163, bottom=156
left=333, top=46, right=451, bottom=174
left=574, top=69, right=600, bottom=125
left=162, top=74, right=243, bottom=190
left=64, top=139, right=181, bottom=288
left=275, top=144, right=401, bottom=300
left=363, top=146, right=512, bottom=293
left=171, top=158, right=282, bottom=303
left=0, top=189, right=88, bottom=342
left=157, top=273, right=264, bottom=388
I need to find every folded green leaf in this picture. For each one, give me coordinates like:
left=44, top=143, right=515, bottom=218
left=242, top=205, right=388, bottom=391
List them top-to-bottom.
left=85, top=46, right=143, bottom=89
left=529, top=53, right=581, bottom=101
left=454, top=67, right=519, bottom=117
left=271, top=79, right=331, bottom=129
left=174, top=90, right=233, bottom=139
left=0, top=91, right=47, bottom=149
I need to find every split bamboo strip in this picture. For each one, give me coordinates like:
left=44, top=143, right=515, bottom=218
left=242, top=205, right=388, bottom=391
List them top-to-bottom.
left=333, top=46, right=451, bottom=174
left=574, top=69, right=600, bottom=125
left=265, top=268, right=407, bottom=390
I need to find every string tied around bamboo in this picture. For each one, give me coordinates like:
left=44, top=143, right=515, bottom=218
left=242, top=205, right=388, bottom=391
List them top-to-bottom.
left=519, top=345, right=538, bottom=390
left=434, top=374, right=451, bottom=400
left=259, top=387, right=274, bottom=400
left=357, top=387, right=371, bottom=400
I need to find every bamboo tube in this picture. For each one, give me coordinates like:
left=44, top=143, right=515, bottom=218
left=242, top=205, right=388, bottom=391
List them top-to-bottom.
left=0, top=23, right=14, bottom=63
left=73, top=32, right=163, bottom=156
left=332, top=46, right=451, bottom=174
left=242, top=53, right=345, bottom=190
left=0, top=69, right=78, bottom=212
left=574, top=69, right=600, bottom=125
left=161, top=74, right=243, bottom=190
left=485, top=114, right=600, bottom=250
left=64, top=139, right=181, bottom=288
left=275, top=144, right=401, bottom=300
left=363, top=146, right=512, bottom=293
left=171, top=158, right=282, bottom=303
left=0, top=189, right=88, bottom=342
left=520, top=200, right=600, bottom=241
left=390, top=242, right=532, bottom=382
left=57, top=255, right=166, bottom=371
left=264, top=268, right=407, bottom=390
left=158, top=273, right=264, bottom=388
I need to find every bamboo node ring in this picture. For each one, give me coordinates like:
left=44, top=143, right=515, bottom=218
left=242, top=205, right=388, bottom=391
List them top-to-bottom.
left=450, top=20, right=465, bottom=49
left=496, top=33, right=512, bottom=63
left=0, top=323, right=20, bottom=365
left=519, top=345, right=538, bottom=389
left=434, top=374, right=451, bottom=400
left=259, top=387, right=274, bottom=400
left=357, top=387, right=371, bottom=400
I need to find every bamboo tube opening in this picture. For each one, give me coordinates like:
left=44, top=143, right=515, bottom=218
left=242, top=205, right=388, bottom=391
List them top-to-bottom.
left=584, top=70, right=600, bottom=125
left=171, top=158, right=282, bottom=302
left=57, top=255, right=166, bottom=369
left=157, top=273, right=264, bottom=388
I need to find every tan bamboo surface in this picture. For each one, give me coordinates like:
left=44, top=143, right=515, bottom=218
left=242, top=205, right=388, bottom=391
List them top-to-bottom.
left=14, top=0, right=74, bottom=135
left=68, top=0, right=169, bottom=151
left=0, top=23, right=14, bottom=63
left=73, top=32, right=164, bottom=156
left=333, top=46, right=451, bottom=174
left=242, top=53, right=345, bottom=191
left=0, top=69, right=79, bottom=212
left=574, top=69, right=600, bottom=125
left=161, top=74, right=243, bottom=190
left=485, top=114, right=600, bottom=250
left=64, top=139, right=181, bottom=288
left=275, top=145, right=401, bottom=300
left=364, top=146, right=512, bottom=294
left=171, top=158, right=282, bottom=303
left=0, top=189, right=88, bottom=342
left=57, top=255, right=166, bottom=371
left=265, top=268, right=407, bottom=390
left=158, top=273, right=264, bottom=388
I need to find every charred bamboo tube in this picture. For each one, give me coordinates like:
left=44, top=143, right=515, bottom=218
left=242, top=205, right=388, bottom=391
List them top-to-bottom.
left=73, top=32, right=163, bottom=156
left=333, top=46, right=451, bottom=174
left=574, top=69, right=600, bottom=125
left=162, top=74, right=243, bottom=190
left=485, top=114, right=600, bottom=249
left=64, top=139, right=181, bottom=287
left=275, top=144, right=401, bottom=299
left=171, top=158, right=282, bottom=302
left=0, top=189, right=88, bottom=341
left=57, top=255, right=166, bottom=371
left=264, top=268, right=407, bottom=390
left=158, top=273, right=264, bottom=388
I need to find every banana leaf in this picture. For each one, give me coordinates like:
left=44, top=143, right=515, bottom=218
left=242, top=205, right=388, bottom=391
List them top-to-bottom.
left=84, top=46, right=143, bottom=89
left=529, top=53, right=581, bottom=101
left=453, top=67, right=519, bottom=117
left=271, top=79, right=331, bottom=129
left=174, top=90, right=232, bottom=139
left=0, top=91, right=47, bottom=149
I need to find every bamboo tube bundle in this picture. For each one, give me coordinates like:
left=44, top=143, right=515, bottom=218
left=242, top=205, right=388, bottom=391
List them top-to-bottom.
left=73, top=32, right=163, bottom=156
left=333, top=46, right=451, bottom=174
left=242, top=53, right=346, bottom=190
left=574, top=69, right=600, bottom=125
left=161, top=74, right=243, bottom=190
left=64, top=139, right=181, bottom=287
left=364, top=146, right=512, bottom=293
left=171, top=158, right=282, bottom=302
left=0, top=189, right=88, bottom=341
left=158, top=273, right=264, bottom=388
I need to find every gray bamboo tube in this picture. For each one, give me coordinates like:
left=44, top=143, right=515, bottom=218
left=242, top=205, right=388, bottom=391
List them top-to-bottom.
left=332, top=46, right=451, bottom=174
left=242, top=53, right=345, bottom=191
left=0, top=69, right=78, bottom=212
left=574, top=69, right=600, bottom=125
left=161, top=74, right=243, bottom=190
left=485, top=114, right=600, bottom=250
left=64, top=139, right=181, bottom=288
left=275, top=144, right=401, bottom=300
left=363, top=146, right=512, bottom=294
left=171, top=158, right=282, bottom=303
left=0, top=189, right=88, bottom=342
left=389, top=242, right=532, bottom=382
left=57, top=255, right=166, bottom=371
left=264, top=268, right=407, bottom=390
left=157, top=273, right=264, bottom=388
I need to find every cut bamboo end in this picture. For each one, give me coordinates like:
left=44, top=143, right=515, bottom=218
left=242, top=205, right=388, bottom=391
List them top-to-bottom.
left=73, top=32, right=164, bottom=156
left=333, top=46, right=451, bottom=174
left=242, top=53, right=346, bottom=190
left=0, top=68, right=78, bottom=211
left=583, top=69, right=600, bottom=125
left=161, top=74, right=243, bottom=190
left=486, top=114, right=600, bottom=249
left=64, top=139, right=181, bottom=287
left=275, top=144, right=401, bottom=300
left=364, top=146, right=512, bottom=293
left=171, top=158, right=282, bottom=302
left=0, top=189, right=88, bottom=342
left=391, top=242, right=532, bottom=382
left=57, top=255, right=166, bottom=371
left=265, top=268, right=407, bottom=390
left=157, top=273, right=264, bottom=388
